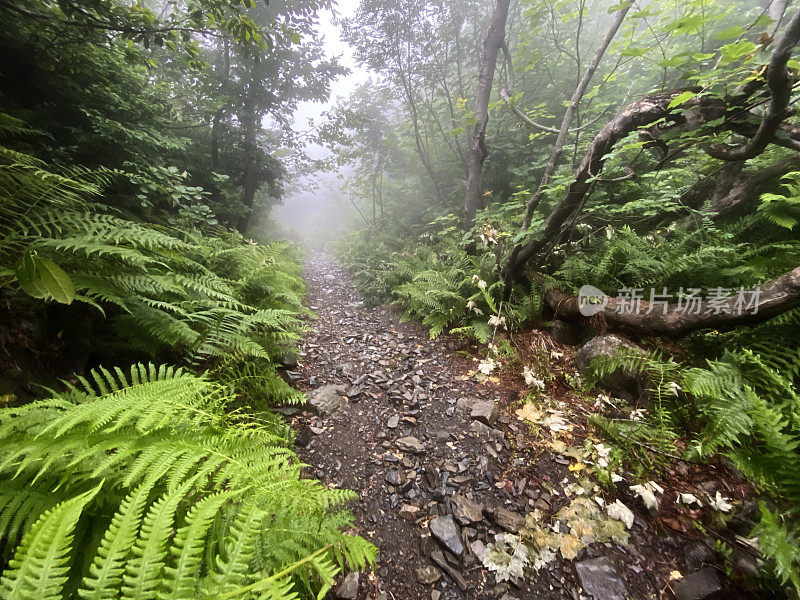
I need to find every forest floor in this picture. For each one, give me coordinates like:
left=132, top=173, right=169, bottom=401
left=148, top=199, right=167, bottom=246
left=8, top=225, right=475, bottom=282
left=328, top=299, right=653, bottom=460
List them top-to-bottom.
left=288, top=251, right=750, bottom=600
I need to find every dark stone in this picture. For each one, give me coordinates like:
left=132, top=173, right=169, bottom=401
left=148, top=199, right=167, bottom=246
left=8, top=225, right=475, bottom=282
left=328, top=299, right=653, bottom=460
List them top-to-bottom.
left=550, top=319, right=581, bottom=345
left=575, top=335, right=648, bottom=402
left=471, top=400, right=499, bottom=425
left=273, top=405, right=302, bottom=417
left=295, top=425, right=315, bottom=447
left=385, top=469, right=405, bottom=487
left=494, top=507, right=526, bottom=533
left=429, top=515, right=464, bottom=556
left=683, top=541, right=715, bottom=571
left=431, top=550, right=469, bottom=591
left=575, top=556, right=628, bottom=600
left=673, top=567, right=723, bottom=600
left=337, top=571, right=359, bottom=599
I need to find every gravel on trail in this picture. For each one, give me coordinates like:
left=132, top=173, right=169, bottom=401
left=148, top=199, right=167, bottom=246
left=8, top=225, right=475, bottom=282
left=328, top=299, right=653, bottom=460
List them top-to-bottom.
left=287, top=251, right=745, bottom=600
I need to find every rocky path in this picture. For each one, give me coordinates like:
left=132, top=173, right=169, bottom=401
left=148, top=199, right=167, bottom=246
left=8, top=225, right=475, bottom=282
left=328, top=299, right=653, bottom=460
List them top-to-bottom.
left=287, top=251, right=738, bottom=600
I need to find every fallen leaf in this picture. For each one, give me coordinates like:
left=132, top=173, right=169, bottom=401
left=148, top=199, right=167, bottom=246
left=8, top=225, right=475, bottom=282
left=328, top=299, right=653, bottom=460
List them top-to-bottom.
left=515, top=403, right=543, bottom=422
left=568, top=462, right=586, bottom=472
left=662, top=517, right=687, bottom=533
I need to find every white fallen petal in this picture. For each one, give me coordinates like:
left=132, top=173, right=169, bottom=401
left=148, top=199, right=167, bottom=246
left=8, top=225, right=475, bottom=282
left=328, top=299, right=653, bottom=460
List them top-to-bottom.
left=708, top=491, right=733, bottom=513
left=678, top=492, right=703, bottom=507
left=607, top=500, right=635, bottom=529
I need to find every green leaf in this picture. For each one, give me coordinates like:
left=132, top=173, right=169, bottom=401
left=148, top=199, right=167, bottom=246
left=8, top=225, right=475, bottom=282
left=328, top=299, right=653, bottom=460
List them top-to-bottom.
left=715, top=25, right=745, bottom=41
left=720, top=40, right=757, bottom=61
left=668, top=91, right=697, bottom=109
left=34, top=257, right=75, bottom=304
left=0, top=484, right=101, bottom=600
left=753, top=503, right=800, bottom=591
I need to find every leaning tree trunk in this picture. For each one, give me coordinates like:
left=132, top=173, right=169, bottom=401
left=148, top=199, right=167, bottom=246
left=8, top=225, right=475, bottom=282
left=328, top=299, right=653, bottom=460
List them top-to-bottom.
left=463, top=0, right=510, bottom=227
left=518, top=1, right=632, bottom=231
left=504, top=9, right=800, bottom=283
left=538, top=265, right=800, bottom=337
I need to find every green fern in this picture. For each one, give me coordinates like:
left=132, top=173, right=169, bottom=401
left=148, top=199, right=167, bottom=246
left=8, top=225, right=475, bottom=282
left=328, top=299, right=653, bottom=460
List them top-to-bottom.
left=0, top=365, right=375, bottom=599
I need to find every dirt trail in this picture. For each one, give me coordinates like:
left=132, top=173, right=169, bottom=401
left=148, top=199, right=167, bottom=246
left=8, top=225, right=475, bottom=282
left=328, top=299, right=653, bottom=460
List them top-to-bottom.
left=288, top=251, right=734, bottom=600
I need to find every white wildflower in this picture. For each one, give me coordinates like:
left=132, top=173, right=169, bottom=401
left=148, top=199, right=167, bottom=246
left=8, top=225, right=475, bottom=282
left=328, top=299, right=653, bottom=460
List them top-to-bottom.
left=479, top=223, right=499, bottom=246
left=606, top=225, right=615, bottom=240
left=472, top=274, right=488, bottom=290
left=466, top=300, right=476, bottom=310
left=474, top=307, right=484, bottom=315
left=488, top=314, right=506, bottom=329
left=488, top=342, right=499, bottom=355
left=550, top=350, right=564, bottom=360
left=478, top=357, right=497, bottom=375
left=523, top=366, right=545, bottom=390
left=667, top=382, right=682, bottom=396
left=594, top=393, right=611, bottom=409
left=629, top=408, right=647, bottom=422
left=543, top=411, right=571, bottom=432
left=594, top=443, right=611, bottom=468
left=630, top=481, right=664, bottom=511
left=708, top=491, right=733, bottom=513
left=677, top=493, right=703, bottom=507
left=606, top=500, right=635, bottom=529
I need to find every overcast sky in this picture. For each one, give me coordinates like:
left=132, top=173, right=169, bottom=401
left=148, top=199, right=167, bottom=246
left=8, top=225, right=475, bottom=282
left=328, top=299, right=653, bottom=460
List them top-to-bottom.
left=291, top=3, right=369, bottom=159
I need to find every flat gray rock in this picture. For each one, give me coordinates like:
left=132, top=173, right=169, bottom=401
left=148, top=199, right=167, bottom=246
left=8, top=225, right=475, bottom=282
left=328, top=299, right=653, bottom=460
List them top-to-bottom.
left=307, top=384, right=347, bottom=416
left=471, top=400, right=499, bottom=425
left=396, top=436, right=425, bottom=454
left=453, top=494, right=484, bottom=524
left=494, top=507, right=526, bottom=533
left=429, top=515, right=464, bottom=556
left=575, top=556, right=627, bottom=600
left=414, top=565, right=441, bottom=584
left=673, top=567, right=723, bottom=600
left=337, top=571, right=359, bottom=599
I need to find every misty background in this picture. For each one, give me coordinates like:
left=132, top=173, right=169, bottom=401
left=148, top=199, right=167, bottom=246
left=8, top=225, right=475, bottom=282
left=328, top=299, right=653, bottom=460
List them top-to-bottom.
left=270, top=3, right=368, bottom=245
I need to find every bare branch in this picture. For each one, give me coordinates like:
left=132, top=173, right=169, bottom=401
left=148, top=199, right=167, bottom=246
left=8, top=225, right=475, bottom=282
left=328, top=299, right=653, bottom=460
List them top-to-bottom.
left=706, top=10, right=800, bottom=160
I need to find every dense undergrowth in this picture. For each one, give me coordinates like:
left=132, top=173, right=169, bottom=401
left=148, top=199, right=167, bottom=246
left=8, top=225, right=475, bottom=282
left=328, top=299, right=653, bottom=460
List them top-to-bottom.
left=0, top=120, right=374, bottom=597
left=337, top=183, right=800, bottom=593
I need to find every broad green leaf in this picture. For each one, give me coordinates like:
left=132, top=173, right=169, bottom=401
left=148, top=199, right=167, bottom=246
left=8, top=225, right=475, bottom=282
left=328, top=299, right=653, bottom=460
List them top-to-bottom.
left=715, top=25, right=745, bottom=41
left=721, top=40, right=757, bottom=61
left=668, top=91, right=697, bottom=109
left=32, top=257, right=75, bottom=305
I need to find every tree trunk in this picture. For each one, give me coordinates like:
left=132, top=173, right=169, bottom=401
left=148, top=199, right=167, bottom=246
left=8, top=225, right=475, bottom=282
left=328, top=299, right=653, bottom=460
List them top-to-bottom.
left=463, top=0, right=510, bottom=227
left=518, top=1, right=632, bottom=231
left=210, top=39, right=230, bottom=170
left=506, top=90, right=680, bottom=280
left=237, top=91, right=259, bottom=235
left=538, top=266, right=800, bottom=337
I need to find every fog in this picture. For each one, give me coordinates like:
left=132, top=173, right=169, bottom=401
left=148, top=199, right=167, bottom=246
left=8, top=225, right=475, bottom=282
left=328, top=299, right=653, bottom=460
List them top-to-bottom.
left=270, top=3, right=369, bottom=246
